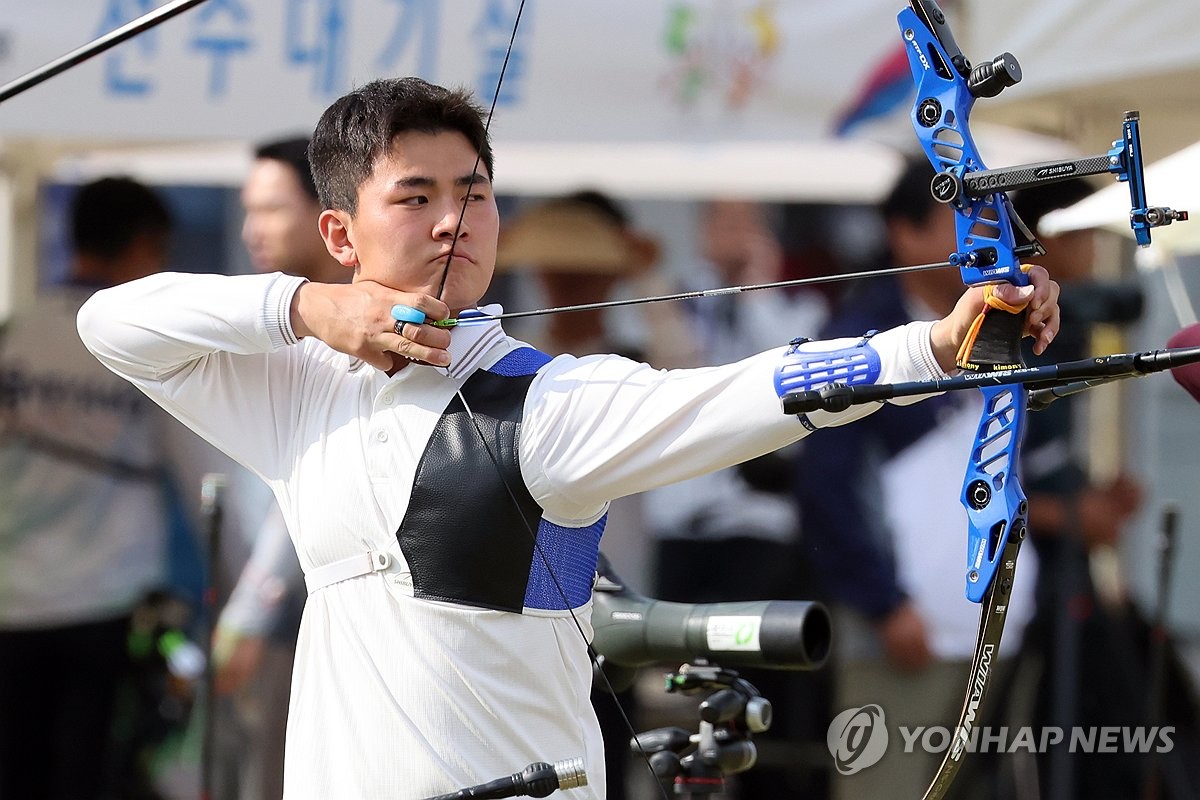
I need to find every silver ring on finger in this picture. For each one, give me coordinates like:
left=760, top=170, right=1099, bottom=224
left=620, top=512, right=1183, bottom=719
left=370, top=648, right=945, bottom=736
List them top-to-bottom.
left=394, top=320, right=406, bottom=336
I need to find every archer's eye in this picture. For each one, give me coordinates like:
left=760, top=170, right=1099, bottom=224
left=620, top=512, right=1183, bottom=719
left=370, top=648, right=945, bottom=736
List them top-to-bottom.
left=400, top=195, right=428, bottom=206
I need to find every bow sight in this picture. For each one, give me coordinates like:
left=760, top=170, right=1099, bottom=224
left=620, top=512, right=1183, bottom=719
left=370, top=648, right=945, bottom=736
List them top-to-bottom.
left=904, top=0, right=1186, bottom=290
left=937, top=109, right=1188, bottom=248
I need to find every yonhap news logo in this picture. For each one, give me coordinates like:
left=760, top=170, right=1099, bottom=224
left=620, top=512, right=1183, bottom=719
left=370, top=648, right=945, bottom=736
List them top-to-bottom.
left=826, top=703, right=1175, bottom=774
left=827, top=705, right=889, bottom=774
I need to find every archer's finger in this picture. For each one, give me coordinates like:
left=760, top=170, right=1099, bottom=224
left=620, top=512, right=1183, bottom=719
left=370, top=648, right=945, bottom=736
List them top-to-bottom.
left=1015, top=263, right=1060, bottom=333
left=388, top=297, right=451, bottom=326
left=1028, top=302, right=1059, bottom=355
left=386, top=325, right=451, bottom=367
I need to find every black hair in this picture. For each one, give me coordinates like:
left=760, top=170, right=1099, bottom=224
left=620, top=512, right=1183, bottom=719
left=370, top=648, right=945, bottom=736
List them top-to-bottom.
left=308, top=77, right=492, bottom=214
left=255, top=136, right=319, bottom=202
left=880, top=156, right=940, bottom=226
left=70, top=177, right=172, bottom=260
left=1011, top=178, right=1094, bottom=234
left=565, top=190, right=630, bottom=228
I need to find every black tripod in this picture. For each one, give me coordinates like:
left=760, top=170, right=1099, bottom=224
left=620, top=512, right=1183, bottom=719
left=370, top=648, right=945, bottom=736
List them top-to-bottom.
left=633, top=661, right=772, bottom=798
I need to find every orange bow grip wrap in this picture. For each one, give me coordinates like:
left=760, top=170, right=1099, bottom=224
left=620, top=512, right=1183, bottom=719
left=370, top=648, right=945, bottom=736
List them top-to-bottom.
left=955, top=269, right=1033, bottom=371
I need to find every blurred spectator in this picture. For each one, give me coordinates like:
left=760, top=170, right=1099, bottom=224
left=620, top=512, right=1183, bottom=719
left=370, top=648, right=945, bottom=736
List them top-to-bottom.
left=212, top=136, right=350, bottom=800
left=240, top=137, right=346, bottom=284
left=793, top=158, right=1040, bottom=800
left=0, top=177, right=191, bottom=799
left=1003, top=179, right=1151, bottom=799
left=1011, top=179, right=1143, bottom=552
left=497, top=190, right=660, bottom=361
left=644, top=199, right=831, bottom=797
left=647, top=201, right=828, bottom=596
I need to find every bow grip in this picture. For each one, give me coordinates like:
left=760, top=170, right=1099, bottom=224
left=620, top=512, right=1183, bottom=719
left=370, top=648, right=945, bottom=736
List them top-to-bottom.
left=955, top=275, right=1031, bottom=371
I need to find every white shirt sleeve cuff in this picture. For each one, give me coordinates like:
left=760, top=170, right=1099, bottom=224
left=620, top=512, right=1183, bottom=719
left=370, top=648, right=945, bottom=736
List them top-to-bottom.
left=262, top=274, right=308, bottom=349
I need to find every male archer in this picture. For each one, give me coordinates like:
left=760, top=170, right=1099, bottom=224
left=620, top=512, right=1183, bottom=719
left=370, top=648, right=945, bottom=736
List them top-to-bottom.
left=78, top=76, right=1060, bottom=798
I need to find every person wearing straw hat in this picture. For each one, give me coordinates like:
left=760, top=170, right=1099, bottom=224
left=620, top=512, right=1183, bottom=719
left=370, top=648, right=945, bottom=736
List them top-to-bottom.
left=497, top=189, right=670, bottom=800
left=496, top=191, right=667, bottom=363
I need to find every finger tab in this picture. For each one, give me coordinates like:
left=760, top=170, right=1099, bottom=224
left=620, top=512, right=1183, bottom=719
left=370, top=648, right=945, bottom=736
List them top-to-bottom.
left=390, top=304, right=427, bottom=325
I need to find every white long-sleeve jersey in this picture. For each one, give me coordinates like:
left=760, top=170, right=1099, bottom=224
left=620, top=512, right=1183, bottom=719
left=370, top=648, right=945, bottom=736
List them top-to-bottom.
left=78, top=271, right=946, bottom=798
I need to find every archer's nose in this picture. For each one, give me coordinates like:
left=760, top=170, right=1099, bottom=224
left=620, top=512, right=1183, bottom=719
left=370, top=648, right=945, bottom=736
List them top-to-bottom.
left=434, top=206, right=469, bottom=240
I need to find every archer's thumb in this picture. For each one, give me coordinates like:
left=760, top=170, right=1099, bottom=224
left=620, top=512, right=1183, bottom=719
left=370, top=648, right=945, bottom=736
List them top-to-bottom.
left=990, top=283, right=1034, bottom=306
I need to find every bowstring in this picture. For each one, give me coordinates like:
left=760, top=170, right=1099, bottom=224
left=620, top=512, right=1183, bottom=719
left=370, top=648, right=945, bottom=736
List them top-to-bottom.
left=437, top=4, right=671, bottom=797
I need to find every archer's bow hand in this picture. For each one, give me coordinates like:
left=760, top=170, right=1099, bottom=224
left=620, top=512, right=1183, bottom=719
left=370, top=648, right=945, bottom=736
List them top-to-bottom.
left=930, top=264, right=1060, bottom=373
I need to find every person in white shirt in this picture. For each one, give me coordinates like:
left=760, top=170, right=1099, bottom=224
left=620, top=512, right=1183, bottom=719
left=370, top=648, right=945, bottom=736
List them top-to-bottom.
left=77, top=76, right=1061, bottom=799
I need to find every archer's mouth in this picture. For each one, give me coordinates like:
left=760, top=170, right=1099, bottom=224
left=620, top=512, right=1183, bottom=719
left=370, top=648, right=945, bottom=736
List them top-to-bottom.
left=435, top=252, right=474, bottom=266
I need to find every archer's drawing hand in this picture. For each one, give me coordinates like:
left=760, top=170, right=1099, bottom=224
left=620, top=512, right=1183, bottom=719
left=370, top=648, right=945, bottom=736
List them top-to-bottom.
left=290, top=281, right=451, bottom=371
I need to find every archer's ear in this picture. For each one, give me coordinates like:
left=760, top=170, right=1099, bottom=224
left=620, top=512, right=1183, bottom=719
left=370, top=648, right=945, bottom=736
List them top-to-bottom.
left=319, top=209, right=358, bottom=268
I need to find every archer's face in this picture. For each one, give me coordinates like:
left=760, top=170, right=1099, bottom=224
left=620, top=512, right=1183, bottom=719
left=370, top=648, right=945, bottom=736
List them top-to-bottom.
left=327, top=130, right=499, bottom=314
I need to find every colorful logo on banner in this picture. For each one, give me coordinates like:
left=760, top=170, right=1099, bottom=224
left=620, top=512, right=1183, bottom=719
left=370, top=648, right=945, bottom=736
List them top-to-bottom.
left=659, top=1, right=781, bottom=110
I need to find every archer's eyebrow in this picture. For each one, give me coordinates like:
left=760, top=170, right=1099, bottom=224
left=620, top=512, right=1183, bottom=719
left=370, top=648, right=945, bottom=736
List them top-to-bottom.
left=456, top=172, right=491, bottom=186
left=391, top=173, right=491, bottom=190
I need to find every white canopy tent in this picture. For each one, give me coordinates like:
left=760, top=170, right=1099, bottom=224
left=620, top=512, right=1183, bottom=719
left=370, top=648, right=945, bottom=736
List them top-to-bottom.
left=964, top=0, right=1200, bottom=163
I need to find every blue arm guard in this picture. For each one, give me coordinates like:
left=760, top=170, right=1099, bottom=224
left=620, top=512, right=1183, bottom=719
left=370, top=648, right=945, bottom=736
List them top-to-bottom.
left=774, top=333, right=882, bottom=430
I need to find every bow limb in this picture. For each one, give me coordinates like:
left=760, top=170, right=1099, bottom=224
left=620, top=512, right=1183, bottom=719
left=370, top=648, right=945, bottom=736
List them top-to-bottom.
left=900, top=2, right=1053, bottom=796
left=843, top=4, right=1185, bottom=796
left=781, top=340, right=1200, bottom=795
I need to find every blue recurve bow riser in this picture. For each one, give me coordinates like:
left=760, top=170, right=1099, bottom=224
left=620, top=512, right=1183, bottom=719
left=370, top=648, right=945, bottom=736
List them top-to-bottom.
left=898, top=0, right=1030, bottom=605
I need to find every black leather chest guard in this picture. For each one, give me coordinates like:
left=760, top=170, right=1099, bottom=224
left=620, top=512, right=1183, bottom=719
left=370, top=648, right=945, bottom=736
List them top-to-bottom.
left=396, top=367, right=545, bottom=613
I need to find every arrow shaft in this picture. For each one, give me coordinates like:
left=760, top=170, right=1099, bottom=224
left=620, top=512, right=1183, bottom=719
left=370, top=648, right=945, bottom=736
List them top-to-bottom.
left=0, top=0, right=210, bottom=104
left=439, top=258, right=958, bottom=327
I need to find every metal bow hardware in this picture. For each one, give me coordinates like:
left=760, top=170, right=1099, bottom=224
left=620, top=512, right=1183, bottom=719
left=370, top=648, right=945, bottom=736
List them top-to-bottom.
left=779, top=2, right=1190, bottom=797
